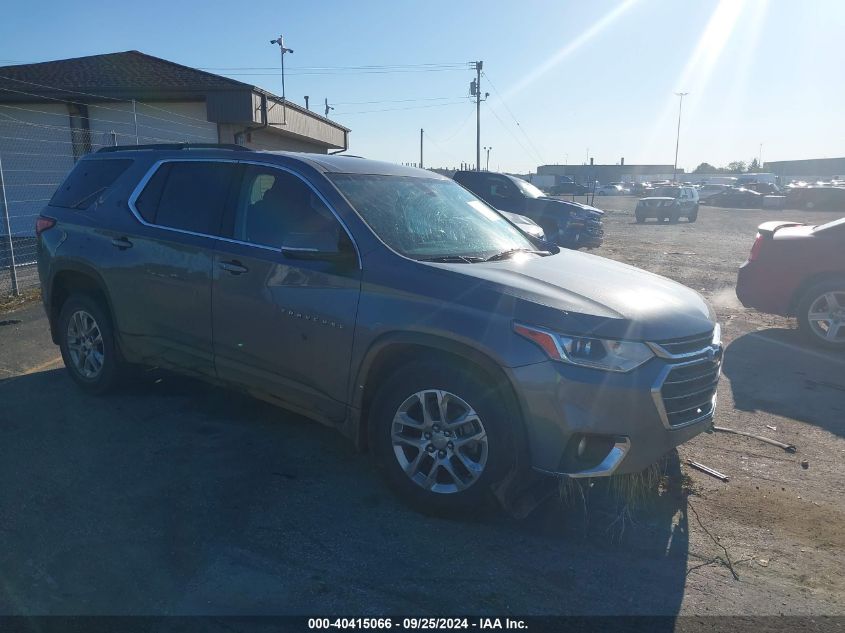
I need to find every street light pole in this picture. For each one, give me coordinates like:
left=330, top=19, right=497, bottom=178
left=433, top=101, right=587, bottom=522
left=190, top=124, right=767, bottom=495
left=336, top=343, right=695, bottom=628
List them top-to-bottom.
left=270, top=34, right=294, bottom=125
left=673, top=92, right=688, bottom=183
left=483, top=146, right=492, bottom=171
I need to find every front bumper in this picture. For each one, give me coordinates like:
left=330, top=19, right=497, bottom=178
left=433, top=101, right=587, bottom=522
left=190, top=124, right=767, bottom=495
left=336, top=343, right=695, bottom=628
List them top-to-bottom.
left=509, top=350, right=718, bottom=477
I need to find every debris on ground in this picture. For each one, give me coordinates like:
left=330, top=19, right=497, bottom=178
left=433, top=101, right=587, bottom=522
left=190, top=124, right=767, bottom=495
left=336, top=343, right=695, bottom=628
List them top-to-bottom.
left=713, top=425, right=797, bottom=453
left=688, top=460, right=730, bottom=482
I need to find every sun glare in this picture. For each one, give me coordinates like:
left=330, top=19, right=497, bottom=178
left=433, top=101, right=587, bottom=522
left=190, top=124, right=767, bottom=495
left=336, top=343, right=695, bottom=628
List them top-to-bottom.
left=502, top=0, right=641, bottom=101
left=641, top=0, right=749, bottom=161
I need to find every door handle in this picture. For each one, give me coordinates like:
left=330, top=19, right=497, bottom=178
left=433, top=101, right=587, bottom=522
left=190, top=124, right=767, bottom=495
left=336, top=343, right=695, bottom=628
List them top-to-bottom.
left=111, top=237, right=133, bottom=250
left=219, top=260, right=248, bottom=275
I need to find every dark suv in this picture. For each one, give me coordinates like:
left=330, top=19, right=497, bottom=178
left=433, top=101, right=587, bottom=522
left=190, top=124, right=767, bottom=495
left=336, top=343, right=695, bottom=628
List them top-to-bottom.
left=37, top=145, right=720, bottom=514
left=452, top=170, right=604, bottom=249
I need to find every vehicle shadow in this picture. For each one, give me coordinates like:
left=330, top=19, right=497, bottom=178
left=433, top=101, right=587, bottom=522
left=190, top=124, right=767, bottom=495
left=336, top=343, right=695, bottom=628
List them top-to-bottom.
left=721, top=327, right=845, bottom=439
left=0, top=368, right=688, bottom=618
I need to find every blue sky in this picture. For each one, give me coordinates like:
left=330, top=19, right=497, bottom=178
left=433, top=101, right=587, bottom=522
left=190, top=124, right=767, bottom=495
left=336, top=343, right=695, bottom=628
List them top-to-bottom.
left=2, top=0, right=843, bottom=172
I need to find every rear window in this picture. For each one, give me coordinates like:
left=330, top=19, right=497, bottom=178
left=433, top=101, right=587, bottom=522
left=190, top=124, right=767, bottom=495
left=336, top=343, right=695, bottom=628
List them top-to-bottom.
left=49, top=159, right=133, bottom=209
left=133, top=161, right=236, bottom=235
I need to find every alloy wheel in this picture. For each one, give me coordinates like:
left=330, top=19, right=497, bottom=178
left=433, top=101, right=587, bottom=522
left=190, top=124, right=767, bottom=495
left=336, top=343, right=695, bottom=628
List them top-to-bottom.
left=807, top=291, right=845, bottom=343
left=66, top=309, right=105, bottom=378
left=391, top=389, right=488, bottom=494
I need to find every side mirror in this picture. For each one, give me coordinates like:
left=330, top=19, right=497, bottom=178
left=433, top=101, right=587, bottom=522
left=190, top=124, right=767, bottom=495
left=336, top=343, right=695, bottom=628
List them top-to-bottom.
left=281, top=232, right=356, bottom=264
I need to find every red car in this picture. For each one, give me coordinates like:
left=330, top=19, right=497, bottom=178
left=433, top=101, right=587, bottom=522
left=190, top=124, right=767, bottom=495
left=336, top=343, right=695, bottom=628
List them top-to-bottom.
left=736, top=217, right=845, bottom=349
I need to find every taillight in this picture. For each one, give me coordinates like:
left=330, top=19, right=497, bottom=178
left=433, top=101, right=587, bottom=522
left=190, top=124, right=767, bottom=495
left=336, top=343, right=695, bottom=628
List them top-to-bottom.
left=35, top=215, right=56, bottom=237
left=747, top=233, right=764, bottom=261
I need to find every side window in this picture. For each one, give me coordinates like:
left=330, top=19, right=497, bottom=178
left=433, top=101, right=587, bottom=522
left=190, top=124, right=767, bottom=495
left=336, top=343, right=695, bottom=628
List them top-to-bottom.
left=50, top=158, right=133, bottom=209
left=134, top=161, right=236, bottom=235
left=231, top=166, right=341, bottom=249
left=488, top=176, right=515, bottom=200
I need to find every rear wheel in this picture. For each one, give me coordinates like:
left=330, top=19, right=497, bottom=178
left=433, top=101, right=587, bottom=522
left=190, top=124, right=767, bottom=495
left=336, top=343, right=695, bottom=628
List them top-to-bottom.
left=797, top=281, right=845, bottom=350
left=58, top=294, right=124, bottom=393
left=369, top=361, right=515, bottom=515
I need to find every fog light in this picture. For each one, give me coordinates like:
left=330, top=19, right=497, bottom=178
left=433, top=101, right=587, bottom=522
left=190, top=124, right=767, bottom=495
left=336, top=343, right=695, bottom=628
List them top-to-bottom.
left=577, top=436, right=588, bottom=458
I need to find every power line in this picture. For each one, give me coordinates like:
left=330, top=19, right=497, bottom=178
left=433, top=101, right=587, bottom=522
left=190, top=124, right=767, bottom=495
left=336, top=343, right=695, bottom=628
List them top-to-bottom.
left=199, top=62, right=467, bottom=71
left=213, top=68, right=466, bottom=77
left=482, top=71, right=545, bottom=164
left=331, top=96, right=457, bottom=106
left=334, top=99, right=470, bottom=116
left=486, top=104, right=542, bottom=166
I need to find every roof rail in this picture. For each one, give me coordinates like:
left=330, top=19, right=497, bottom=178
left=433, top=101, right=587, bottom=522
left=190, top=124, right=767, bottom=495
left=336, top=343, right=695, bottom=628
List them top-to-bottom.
left=97, top=143, right=252, bottom=153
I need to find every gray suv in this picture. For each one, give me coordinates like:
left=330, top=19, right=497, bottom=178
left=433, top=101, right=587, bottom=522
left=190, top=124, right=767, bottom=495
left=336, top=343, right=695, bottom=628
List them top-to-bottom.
left=37, top=145, right=721, bottom=514
left=636, top=185, right=700, bottom=223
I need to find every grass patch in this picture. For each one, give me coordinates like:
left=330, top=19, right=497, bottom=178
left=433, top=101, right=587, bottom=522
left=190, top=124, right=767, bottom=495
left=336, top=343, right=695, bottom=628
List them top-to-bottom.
left=0, top=287, right=41, bottom=314
left=557, top=457, right=679, bottom=540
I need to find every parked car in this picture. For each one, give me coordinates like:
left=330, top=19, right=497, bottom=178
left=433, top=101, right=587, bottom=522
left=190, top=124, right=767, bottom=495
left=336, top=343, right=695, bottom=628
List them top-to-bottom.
left=37, top=144, right=721, bottom=514
left=452, top=170, right=603, bottom=249
left=549, top=181, right=589, bottom=196
left=630, top=182, right=651, bottom=195
left=743, top=182, right=781, bottom=195
left=596, top=184, right=625, bottom=196
left=697, top=184, right=730, bottom=201
left=635, top=186, right=700, bottom=223
left=786, top=186, right=845, bottom=211
left=703, top=187, right=764, bottom=208
left=499, top=210, right=545, bottom=240
left=736, top=217, right=845, bottom=349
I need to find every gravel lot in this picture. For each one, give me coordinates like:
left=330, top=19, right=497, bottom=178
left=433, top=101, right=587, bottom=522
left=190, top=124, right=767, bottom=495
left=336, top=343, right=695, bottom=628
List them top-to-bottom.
left=0, top=198, right=843, bottom=616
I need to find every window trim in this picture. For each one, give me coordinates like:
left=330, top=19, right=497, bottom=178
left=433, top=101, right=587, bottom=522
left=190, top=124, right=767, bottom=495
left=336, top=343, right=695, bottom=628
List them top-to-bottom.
left=127, top=158, right=361, bottom=268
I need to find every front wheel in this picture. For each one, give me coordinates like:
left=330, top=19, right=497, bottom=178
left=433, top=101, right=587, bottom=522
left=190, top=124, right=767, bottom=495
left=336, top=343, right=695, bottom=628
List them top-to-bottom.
left=688, top=206, right=699, bottom=222
left=797, top=281, right=845, bottom=349
left=58, top=294, right=124, bottom=394
left=369, top=361, right=515, bottom=515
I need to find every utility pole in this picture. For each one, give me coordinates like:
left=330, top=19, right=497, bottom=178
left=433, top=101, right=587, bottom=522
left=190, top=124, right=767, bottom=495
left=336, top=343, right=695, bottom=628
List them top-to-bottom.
left=270, top=34, right=294, bottom=125
left=470, top=61, right=488, bottom=172
left=673, top=92, right=688, bottom=183
left=304, top=96, right=310, bottom=111
left=324, top=98, right=334, bottom=117
left=420, top=128, right=424, bottom=170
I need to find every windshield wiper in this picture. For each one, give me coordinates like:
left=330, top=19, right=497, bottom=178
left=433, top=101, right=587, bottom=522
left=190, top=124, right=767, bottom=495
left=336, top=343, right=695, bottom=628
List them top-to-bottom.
left=71, top=186, right=108, bottom=209
left=485, top=248, right=551, bottom=262
left=419, top=255, right=485, bottom=263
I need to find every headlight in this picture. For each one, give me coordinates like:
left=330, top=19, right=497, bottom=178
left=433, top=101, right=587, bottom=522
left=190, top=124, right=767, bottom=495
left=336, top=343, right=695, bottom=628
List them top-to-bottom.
left=514, top=323, right=654, bottom=372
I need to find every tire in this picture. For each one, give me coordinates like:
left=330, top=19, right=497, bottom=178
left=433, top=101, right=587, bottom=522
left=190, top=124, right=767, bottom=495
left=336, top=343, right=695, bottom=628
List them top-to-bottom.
left=688, top=205, right=699, bottom=222
left=797, top=281, right=845, bottom=350
left=58, top=293, right=124, bottom=394
left=369, top=361, right=516, bottom=515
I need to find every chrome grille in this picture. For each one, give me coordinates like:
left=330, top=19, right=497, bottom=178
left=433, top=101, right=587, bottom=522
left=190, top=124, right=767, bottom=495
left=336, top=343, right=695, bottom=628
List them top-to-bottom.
left=653, top=330, right=714, bottom=356
left=659, top=358, right=720, bottom=427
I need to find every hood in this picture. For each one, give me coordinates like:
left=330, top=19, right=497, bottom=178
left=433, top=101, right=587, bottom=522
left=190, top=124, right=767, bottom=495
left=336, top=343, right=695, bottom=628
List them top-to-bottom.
left=533, top=197, right=604, bottom=218
left=434, top=250, right=714, bottom=341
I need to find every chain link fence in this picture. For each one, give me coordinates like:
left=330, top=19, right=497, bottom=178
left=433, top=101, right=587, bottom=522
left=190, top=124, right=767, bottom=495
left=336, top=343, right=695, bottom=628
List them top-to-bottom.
left=0, top=98, right=218, bottom=298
